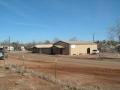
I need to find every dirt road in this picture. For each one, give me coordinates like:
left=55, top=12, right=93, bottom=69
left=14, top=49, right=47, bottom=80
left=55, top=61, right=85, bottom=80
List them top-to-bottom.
left=3, top=52, right=120, bottom=90
left=0, top=66, right=62, bottom=90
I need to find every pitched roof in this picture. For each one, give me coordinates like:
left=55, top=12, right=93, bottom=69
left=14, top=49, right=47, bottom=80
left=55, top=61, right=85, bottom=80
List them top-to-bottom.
left=57, top=41, right=96, bottom=45
left=34, top=44, right=53, bottom=48
left=54, top=45, right=64, bottom=48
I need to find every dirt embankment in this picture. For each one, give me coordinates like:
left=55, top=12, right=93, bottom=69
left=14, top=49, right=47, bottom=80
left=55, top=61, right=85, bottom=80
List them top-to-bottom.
left=0, top=66, right=62, bottom=90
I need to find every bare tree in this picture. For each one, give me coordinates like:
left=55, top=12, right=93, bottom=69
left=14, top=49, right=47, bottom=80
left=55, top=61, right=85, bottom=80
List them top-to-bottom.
left=108, top=22, right=120, bottom=42
left=108, top=22, right=120, bottom=53
left=69, top=37, right=78, bottom=41
left=53, top=38, right=60, bottom=43
left=1, top=40, right=9, bottom=46
left=44, top=40, right=51, bottom=44
left=11, top=42, right=21, bottom=51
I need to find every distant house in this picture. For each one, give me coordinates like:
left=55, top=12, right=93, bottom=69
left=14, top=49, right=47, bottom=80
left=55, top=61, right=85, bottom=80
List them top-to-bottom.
left=32, top=41, right=98, bottom=55
left=52, top=41, right=98, bottom=55
left=32, top=44, right=53, bottom=54
left=115, top=44, right=120, bottom=53
left=4, top=46, right=14, bottom=51
left=20, top=46, right=25, bottom=51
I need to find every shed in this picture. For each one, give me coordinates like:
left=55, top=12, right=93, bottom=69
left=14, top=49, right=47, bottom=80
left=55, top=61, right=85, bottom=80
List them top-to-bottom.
left=32, top=44, right=53, bottom=54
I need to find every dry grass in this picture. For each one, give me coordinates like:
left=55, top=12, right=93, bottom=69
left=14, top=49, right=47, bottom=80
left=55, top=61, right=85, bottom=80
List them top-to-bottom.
left=4, top=52, right=120, bottom=90
left=4, top=64, right=101, bottom=90
left=0, top=65, right=63, bottom=90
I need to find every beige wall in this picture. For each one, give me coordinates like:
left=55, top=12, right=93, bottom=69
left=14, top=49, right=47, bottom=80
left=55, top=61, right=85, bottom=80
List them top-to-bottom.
left=70, top=44, right=97, bottom=55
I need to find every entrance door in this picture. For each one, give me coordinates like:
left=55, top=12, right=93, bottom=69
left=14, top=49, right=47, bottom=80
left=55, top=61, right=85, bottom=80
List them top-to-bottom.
left=51, top=48, right=54, bottom=55
left=60, top=48, right=63, bottom=54
left=87, top=48, right=90, bottom=54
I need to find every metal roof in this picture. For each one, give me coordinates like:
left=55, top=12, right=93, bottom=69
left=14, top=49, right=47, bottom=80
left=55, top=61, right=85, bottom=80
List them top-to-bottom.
left=57, top=41, right=96, bottom=45
left=34, top=44, right=53, bottom=48
left=54, top=45, right=64, bottom=48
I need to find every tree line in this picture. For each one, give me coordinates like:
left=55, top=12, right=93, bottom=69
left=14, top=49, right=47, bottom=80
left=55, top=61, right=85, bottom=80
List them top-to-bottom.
left=0, top=21, right=120, bottom=53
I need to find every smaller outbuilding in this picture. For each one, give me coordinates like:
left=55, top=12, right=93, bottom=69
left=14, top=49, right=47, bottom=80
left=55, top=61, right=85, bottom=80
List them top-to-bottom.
left=32, top=44, right=53, bottom=54
left=4, top=46, right=14, bottom=51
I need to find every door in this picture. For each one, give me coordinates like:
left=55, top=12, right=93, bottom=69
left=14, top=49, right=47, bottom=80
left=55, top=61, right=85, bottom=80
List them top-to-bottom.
left=60, top=48, right=63, bottom=54
left=87, top=48, right=90, bottom=54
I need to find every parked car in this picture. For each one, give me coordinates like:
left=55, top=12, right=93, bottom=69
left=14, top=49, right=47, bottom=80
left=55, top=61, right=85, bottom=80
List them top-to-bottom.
left=0, top=48, right=8, bottom=60
left=92, top=49, right=99, bottom=54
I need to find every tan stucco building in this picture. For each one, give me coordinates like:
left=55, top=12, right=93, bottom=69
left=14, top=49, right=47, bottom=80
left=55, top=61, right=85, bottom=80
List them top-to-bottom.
left=32, top=41, right=98, bottom=55
left=53, top=41, right=97, bottom=55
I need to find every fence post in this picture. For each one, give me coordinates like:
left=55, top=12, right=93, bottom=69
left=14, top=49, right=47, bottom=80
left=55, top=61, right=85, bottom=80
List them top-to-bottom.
left=54, top=58, right=58, bottom=83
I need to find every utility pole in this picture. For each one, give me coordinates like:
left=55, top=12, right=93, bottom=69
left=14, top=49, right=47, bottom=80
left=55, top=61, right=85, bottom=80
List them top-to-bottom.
left=93, top=33, right=95, bottom=42
left=54, top=58, right=57, bottom=83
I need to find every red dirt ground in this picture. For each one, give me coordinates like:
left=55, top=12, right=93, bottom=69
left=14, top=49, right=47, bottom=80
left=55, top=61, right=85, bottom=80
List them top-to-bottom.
left=3, top=52, right=120, bottom=90
left=0, top=67, right=62, bottom=90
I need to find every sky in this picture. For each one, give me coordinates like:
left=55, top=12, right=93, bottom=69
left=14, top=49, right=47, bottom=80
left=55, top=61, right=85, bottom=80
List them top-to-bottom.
left=0, top=0, right=120, bottom=42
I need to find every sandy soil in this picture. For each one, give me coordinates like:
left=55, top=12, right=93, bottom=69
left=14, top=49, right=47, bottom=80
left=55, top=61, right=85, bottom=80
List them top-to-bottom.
left=1, top=52, right=120, bottom=90
left=0, top=66, right=62, bottom=90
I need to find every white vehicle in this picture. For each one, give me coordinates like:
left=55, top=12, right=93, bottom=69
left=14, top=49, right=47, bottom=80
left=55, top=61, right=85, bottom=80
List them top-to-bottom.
left=92, top=49, right=99, bottom=54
